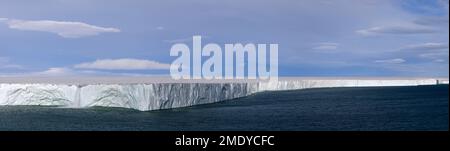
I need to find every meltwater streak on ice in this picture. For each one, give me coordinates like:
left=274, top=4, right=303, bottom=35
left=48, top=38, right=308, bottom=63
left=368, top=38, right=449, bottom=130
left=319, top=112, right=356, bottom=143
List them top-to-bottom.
left=0, top=78, right=448, bottom=111
left=73, top=85, right=81, bottom=108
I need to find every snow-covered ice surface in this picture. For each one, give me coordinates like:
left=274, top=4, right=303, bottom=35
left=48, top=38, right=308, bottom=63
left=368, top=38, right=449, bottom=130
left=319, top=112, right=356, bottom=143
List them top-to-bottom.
left=0, top=77, right=448, bottom=111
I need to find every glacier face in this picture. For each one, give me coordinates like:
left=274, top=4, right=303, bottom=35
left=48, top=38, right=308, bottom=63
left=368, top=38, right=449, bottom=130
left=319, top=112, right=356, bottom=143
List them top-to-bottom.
left=0, top=79, right=444, bottom=111
left=0, top=83, right=251, bottom=111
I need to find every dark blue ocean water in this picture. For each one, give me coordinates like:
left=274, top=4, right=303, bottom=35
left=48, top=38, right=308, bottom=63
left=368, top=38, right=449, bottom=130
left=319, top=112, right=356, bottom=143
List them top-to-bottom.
left=0, top=85, right=448, bottom=131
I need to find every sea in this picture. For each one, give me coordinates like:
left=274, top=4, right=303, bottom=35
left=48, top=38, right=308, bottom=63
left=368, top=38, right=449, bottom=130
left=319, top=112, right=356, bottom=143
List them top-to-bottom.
left=0, top=85, right=448, bottom=131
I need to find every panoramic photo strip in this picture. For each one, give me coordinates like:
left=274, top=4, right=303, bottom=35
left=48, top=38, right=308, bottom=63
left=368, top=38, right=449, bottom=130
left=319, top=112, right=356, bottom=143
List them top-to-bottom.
left=0, top=0, right=449, bottom=149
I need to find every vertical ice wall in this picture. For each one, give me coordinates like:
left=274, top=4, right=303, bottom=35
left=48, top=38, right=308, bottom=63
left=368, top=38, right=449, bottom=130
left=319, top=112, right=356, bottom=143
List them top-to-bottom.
left=0, top=79, right=443, bottom=111
left=0, top=83, right=251, bottom=111
left=77, top=83, right=249, bottom=111
left=0, top=84, right=77, bottom=106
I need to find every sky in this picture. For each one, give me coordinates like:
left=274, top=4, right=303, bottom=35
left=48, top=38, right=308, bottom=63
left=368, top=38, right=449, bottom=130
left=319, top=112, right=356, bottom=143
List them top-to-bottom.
left=0, top=0, right=448, bottom=77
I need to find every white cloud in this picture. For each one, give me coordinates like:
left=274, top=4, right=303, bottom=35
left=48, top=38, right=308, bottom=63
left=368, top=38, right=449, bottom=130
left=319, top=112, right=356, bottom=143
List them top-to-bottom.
left=0, top=18, right=7, bottom=22
left=2, top=19, right=120, bottom=38
left=356, top=25, right=437, bottom=36
left=156, top=26, right=164, bottom=30
left=312, top=42, right=339, bottom=50
left=401, top=42, right=449, bottom=51
left=419, top=52, right=449, bottom=59
left=0, top=57, right=23, bottom=69
left=74, top=58, right=170, bottom=70
left=374, top=58, right=406, bottom=64
left=433, top=59, right=446, bottom=63
left=378, top=62, right=448, bottom=76
left=0, top=64, right=23, bottom=69
left=1, top=67, right=168, bottom=77
left=5, top=67, right=95, bottom=77
left=35, top=67, right=74, bottom=76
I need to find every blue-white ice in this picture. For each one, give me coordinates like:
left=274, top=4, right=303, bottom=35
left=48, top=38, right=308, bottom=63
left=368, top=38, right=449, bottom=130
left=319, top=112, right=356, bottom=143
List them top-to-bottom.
left=0, top=77, right=447, bottom=111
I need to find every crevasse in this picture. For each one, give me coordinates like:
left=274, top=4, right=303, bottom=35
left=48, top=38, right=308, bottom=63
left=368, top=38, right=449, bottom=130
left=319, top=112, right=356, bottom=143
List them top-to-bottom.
left=0, top=79, right=444, bottom=111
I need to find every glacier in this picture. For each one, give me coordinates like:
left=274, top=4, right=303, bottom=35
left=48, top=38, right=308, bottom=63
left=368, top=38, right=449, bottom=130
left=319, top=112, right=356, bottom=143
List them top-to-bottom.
left=0, top=78, right=448, bottom=111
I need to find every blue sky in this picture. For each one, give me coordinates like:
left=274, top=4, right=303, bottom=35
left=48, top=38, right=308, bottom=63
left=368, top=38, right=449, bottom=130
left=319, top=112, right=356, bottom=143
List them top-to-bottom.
left=0, top=0, right=448, bottom=77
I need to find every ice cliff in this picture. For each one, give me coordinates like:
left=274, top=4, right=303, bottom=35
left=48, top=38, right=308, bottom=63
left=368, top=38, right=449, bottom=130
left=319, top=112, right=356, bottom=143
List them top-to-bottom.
left=0, top=78, right=446, bottom=111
